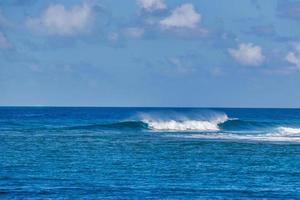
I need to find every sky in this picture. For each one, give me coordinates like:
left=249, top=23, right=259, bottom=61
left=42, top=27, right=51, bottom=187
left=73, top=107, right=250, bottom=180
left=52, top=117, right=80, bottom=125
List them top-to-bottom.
left=1, top=0, right=300, bottom=107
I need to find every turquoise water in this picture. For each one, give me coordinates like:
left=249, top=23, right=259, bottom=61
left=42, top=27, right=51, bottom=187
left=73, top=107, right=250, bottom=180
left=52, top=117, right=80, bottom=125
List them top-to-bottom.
left=0, top=107, right=300, bottom=199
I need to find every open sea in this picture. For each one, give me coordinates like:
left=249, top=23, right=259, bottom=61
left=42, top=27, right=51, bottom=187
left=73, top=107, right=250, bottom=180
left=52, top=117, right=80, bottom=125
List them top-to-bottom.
left=0, top=107, right=300, bottom=199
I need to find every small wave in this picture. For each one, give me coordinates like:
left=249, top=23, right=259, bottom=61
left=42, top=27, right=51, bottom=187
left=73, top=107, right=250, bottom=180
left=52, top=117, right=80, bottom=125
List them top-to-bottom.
left=183, top=126, right=300, bottom=143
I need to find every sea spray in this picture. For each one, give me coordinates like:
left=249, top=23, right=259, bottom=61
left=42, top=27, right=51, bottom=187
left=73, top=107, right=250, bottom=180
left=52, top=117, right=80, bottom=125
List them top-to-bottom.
left=139, top=111, right=229, bottom=131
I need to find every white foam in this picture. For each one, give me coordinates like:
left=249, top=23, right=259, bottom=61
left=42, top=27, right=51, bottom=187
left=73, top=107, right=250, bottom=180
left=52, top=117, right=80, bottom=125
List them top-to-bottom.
left=142, top=114, right=228, bottom=131
left=183, top=126, right=300, bottom=142
left=277, top=127, right=300, bottom=135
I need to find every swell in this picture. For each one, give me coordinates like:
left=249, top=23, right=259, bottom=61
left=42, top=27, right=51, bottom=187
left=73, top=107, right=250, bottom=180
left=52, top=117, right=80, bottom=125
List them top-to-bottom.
left=65, top=111, right=230, bottom=131
left=2, top=118, right=288, bottom=132
left=65, top=118, right=278, bottom=132
left=66, top=118, right=227, bottom=132
left=219, top=119, right=275, bottom=131
left=66, top=121, right=149, bottom=130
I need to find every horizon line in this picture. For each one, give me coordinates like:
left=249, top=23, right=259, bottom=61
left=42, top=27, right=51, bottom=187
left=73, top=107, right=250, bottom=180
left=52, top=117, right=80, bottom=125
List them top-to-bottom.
left=1, top=105, right=300, bottom=109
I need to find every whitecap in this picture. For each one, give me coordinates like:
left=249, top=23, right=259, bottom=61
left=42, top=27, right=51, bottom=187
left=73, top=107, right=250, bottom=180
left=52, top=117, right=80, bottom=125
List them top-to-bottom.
left=141, top=113, right=229, bottom=131
left=182, top=126, right=300, bottom=143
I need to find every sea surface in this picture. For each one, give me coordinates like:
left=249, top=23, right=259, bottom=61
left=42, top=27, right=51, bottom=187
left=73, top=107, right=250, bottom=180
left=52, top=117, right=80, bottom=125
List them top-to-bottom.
left=0, top=107, right=300, bottom=199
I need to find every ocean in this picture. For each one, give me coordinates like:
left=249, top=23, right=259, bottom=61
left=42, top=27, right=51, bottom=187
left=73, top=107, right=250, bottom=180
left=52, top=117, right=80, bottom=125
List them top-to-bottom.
left=0, top=107, right=300, bottom=199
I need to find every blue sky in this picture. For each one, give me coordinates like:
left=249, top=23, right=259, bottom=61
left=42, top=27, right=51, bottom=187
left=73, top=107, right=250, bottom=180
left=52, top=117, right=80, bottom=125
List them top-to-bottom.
left=1, top=0, right=300, bottom=107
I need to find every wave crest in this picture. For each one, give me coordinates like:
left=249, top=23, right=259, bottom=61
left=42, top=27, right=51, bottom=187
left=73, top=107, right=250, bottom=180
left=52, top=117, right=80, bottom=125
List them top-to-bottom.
left=141, top=113, right=228, bottom=131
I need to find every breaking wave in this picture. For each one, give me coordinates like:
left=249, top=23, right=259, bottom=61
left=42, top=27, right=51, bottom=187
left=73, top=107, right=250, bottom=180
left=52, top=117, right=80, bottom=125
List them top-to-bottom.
left=64, top=110, right=300, bottom=140
left=67, top=111, right=230, bottom=131
left=67, top=115, right=229, bottom=131
left=142, top=115, right=228, bottom=131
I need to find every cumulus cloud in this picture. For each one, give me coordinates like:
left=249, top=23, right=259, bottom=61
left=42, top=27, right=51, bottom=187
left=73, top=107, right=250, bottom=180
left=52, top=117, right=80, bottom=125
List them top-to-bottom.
left=137, top=0, right=166, bottom=12
left=26, top=3, right=93, bottom=36
left=160, top=4, right=201, bottom=29
left=0, top=32, right=12, bottom=49
left=228, top=43, right=265, bottom=66
left=285, top=43, right=300, bottom=69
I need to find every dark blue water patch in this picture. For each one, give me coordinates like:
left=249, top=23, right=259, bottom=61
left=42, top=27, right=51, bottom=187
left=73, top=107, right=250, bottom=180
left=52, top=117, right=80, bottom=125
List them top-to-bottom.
left=219, top=119, right=276, bottom=131
left=0, top=121, right=22, bottom=126
left=66, top=121, right=149, bottom=131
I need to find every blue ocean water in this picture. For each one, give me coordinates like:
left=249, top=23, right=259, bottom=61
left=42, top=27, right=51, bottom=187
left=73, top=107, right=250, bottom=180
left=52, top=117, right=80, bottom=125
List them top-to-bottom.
left=0, top=107, right=300, bottom=199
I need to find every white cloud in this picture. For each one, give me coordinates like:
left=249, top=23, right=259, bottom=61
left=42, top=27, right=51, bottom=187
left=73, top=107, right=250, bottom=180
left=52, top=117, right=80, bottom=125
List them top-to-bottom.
left=137, top=0, right=166, bottom=12
left=26, top=3, right=93, bottom=36
left=160, top=4, right=201, bottom=29
left=124, top=27, right=144, bottom=38
left=0, top=32, right=12, bottom=49
left=228, top=43, right=265, bottom=66
left=285, top=43, right=300, bottom=69
left=286, top=52, right=300, bottom=68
